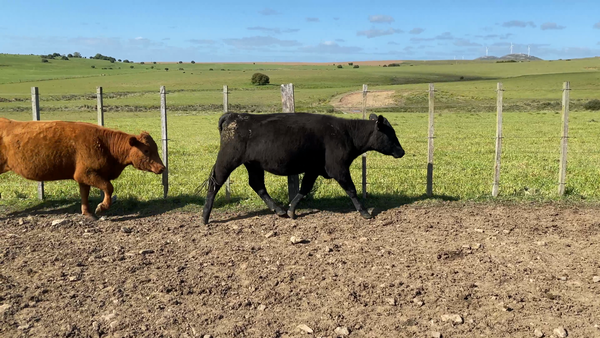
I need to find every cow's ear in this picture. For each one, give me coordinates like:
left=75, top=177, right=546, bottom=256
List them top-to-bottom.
left=369, top=113, right=378, bottom=121
left=376, top=115, right=385, bottom=130
left=140, top=131, right=150, bottom=138
left=129, top=136, right=139, bottom=147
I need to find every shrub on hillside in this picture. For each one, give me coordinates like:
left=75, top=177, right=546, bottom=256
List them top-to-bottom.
left=61, top=56, right=69, bottom=60
left=41, top=59, right=49, bottom=63
left=123, top=59, right=130, bottom=63
left=191, top=60, right=196, bottom=64
left=178, top=61, right=183, bottom=64
left=140, top=62, right=145, bottom=65
left=348, top=62, right=353, bottom=66
left=91, top=65, right=96, bottom=68
left=130, top=65, right=134, bottom=68
left=337, top=65, right=343, bottom=69
left=353, top=65, right=359, bottom=68
left=165, top=68, right=169, bottom=71
left=251, top=72, right=270, bottom=85
left=584, top=99, right=600, bottom=111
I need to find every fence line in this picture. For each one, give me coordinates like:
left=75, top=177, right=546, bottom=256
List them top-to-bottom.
left=6, top=81, right=584, bottom=203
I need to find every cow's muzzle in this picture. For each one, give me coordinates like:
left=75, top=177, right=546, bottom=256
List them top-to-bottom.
left=393, top=149, right=405, bottom=159
left=154, top=165, right=166, bottom=174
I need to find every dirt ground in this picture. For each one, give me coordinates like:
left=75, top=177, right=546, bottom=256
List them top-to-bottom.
left=331, top=90, right=396, bottom=113
left=2, top=202, right=600, bottom=337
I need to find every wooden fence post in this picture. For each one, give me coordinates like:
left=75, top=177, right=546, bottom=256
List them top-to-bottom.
left=558, top=81, right=570, bottom=196
left=492, top=82, right=503, bottom=197
left=281, top=83, right=299, bottom=201
left=361, top=84, right=368, bottom=199
left=427, top=84, right=435, bottom=197
left=223, top=85, right=231, bottom=200
left=160, top=86, right=169, bottom=199
left=31, top=87, right=44, bottom=200
left=97, top=87, right=104, bottom=126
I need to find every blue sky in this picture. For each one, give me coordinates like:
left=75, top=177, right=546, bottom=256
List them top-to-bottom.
left=1, top=0, right=599, bottom=62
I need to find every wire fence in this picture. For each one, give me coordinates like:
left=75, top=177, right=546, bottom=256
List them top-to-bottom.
left=1, top=82, right=600, bottom=204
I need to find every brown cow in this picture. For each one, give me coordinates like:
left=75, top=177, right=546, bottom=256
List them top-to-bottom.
left=0, top=118, right=165, bottom=219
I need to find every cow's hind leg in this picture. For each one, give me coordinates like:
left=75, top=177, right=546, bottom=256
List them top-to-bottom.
left=202, top=163, right=237, bottom=225
left=244, top=163, right=287, bottom=217
left=333, top=170, right=372, bottom=219
left=288, top=172, right=319, bottom=219
left=78, top=183, right=97, bottom=220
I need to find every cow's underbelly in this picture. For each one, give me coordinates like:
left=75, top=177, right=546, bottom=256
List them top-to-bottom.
left=6, top=145, right=77, bottom=181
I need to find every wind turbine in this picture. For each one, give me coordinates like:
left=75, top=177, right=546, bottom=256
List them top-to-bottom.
left=510, top=42, right=513, bottom=54
left=528, top=45, right=531, bottom=57
left=486, top=46, right=489, bottom=57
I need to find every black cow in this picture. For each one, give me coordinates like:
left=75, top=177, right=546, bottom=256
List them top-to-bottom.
left=202, top=112, right=405, bottom=224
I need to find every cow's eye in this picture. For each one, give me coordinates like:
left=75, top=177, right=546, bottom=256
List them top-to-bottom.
left=143, top=149, right=149, bottom=155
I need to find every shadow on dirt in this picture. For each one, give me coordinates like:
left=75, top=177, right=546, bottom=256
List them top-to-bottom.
left=2, top=192, right=457, bottom=222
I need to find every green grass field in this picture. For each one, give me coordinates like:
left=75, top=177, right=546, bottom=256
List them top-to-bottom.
left=1, top=54, right=600, bottom=216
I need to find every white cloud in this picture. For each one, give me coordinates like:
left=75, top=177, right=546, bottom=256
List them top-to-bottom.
left=259, top=8, right=279, bottom=15
left=369, top=15, right=394, bottom=24
left=306, top=17, right=319, bottom=22
left=502, top=20, right=536, bottom=28
left=594, top=21, right=600, bottom=29
left=541, top=22, right=566, bottom=30
left=357, top=28, right=402, bottom=38
left=409, top=28, right=425, bottom=35
left=223, top=36, right=301, bottom=50
left=188, top=39, right=216, bottom=45
left=299, top=41, right=362, bottom=54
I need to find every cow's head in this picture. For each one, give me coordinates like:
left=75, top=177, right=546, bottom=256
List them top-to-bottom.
left=369, top=114, right=405, bottom=158
left=128, top=132, right=165, bottom=174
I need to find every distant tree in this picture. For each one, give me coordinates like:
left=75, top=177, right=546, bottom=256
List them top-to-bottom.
left=52, top=52, right=61, bottom=57
left=73, top=52, right=82, bottom=58
left=67, top=53, right=73, bottom=58
left=61, top=56, right=69, bottom=60
left=118, top=59, right=122, bottom=62
left=123, top=59, right=130, bottom=63
left=191, top=60, right=195, bottom=64
left=153, top=61, right=156, bottom=64
left=178, top=61, right=183, bottom=64
left=140, top=62, right=145, bottom=65
left=348, top=62, right=353, bottom=66
left=337, top=65, right=343, bottom=68
left=353, top=65, right=359, bottom=68
left=251, top=72, right=270, bottom=85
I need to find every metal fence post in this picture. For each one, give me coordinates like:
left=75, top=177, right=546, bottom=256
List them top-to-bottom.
left=492, top=82, right=503, bottom=197
left=361, top=84, right=368, bottom=199
left=427, top=84, right=435, bottom=197
left=223, top=85, right=231, bottom=200
left=160, top=86, right=169, bottom=199
left=31, top=87, right=44, bottom=200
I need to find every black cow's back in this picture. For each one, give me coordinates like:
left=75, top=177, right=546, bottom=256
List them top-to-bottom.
left=218, top=113, right=353, bottom=176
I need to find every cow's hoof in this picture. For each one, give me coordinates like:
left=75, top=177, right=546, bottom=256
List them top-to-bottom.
left=95, top=204, right=105, bottom=215
left=275, top=209, right=288, bottom=218
left=287, top=209, right=297, bottom=219
left=360, top=211, right=373, bottom=219
left=84, top=213, right=99, bottom=221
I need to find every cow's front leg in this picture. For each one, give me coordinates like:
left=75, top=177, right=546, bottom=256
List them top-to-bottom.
left=334, top=171, right=372, bottom=219
left=288, top=172, right=319, bottom=219
left=94, top=180, right=114, bottom=216
left=78, top=183, right=97, bottom=220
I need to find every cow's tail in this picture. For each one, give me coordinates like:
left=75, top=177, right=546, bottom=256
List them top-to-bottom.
left=197, top=164, right=219, bottom=194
